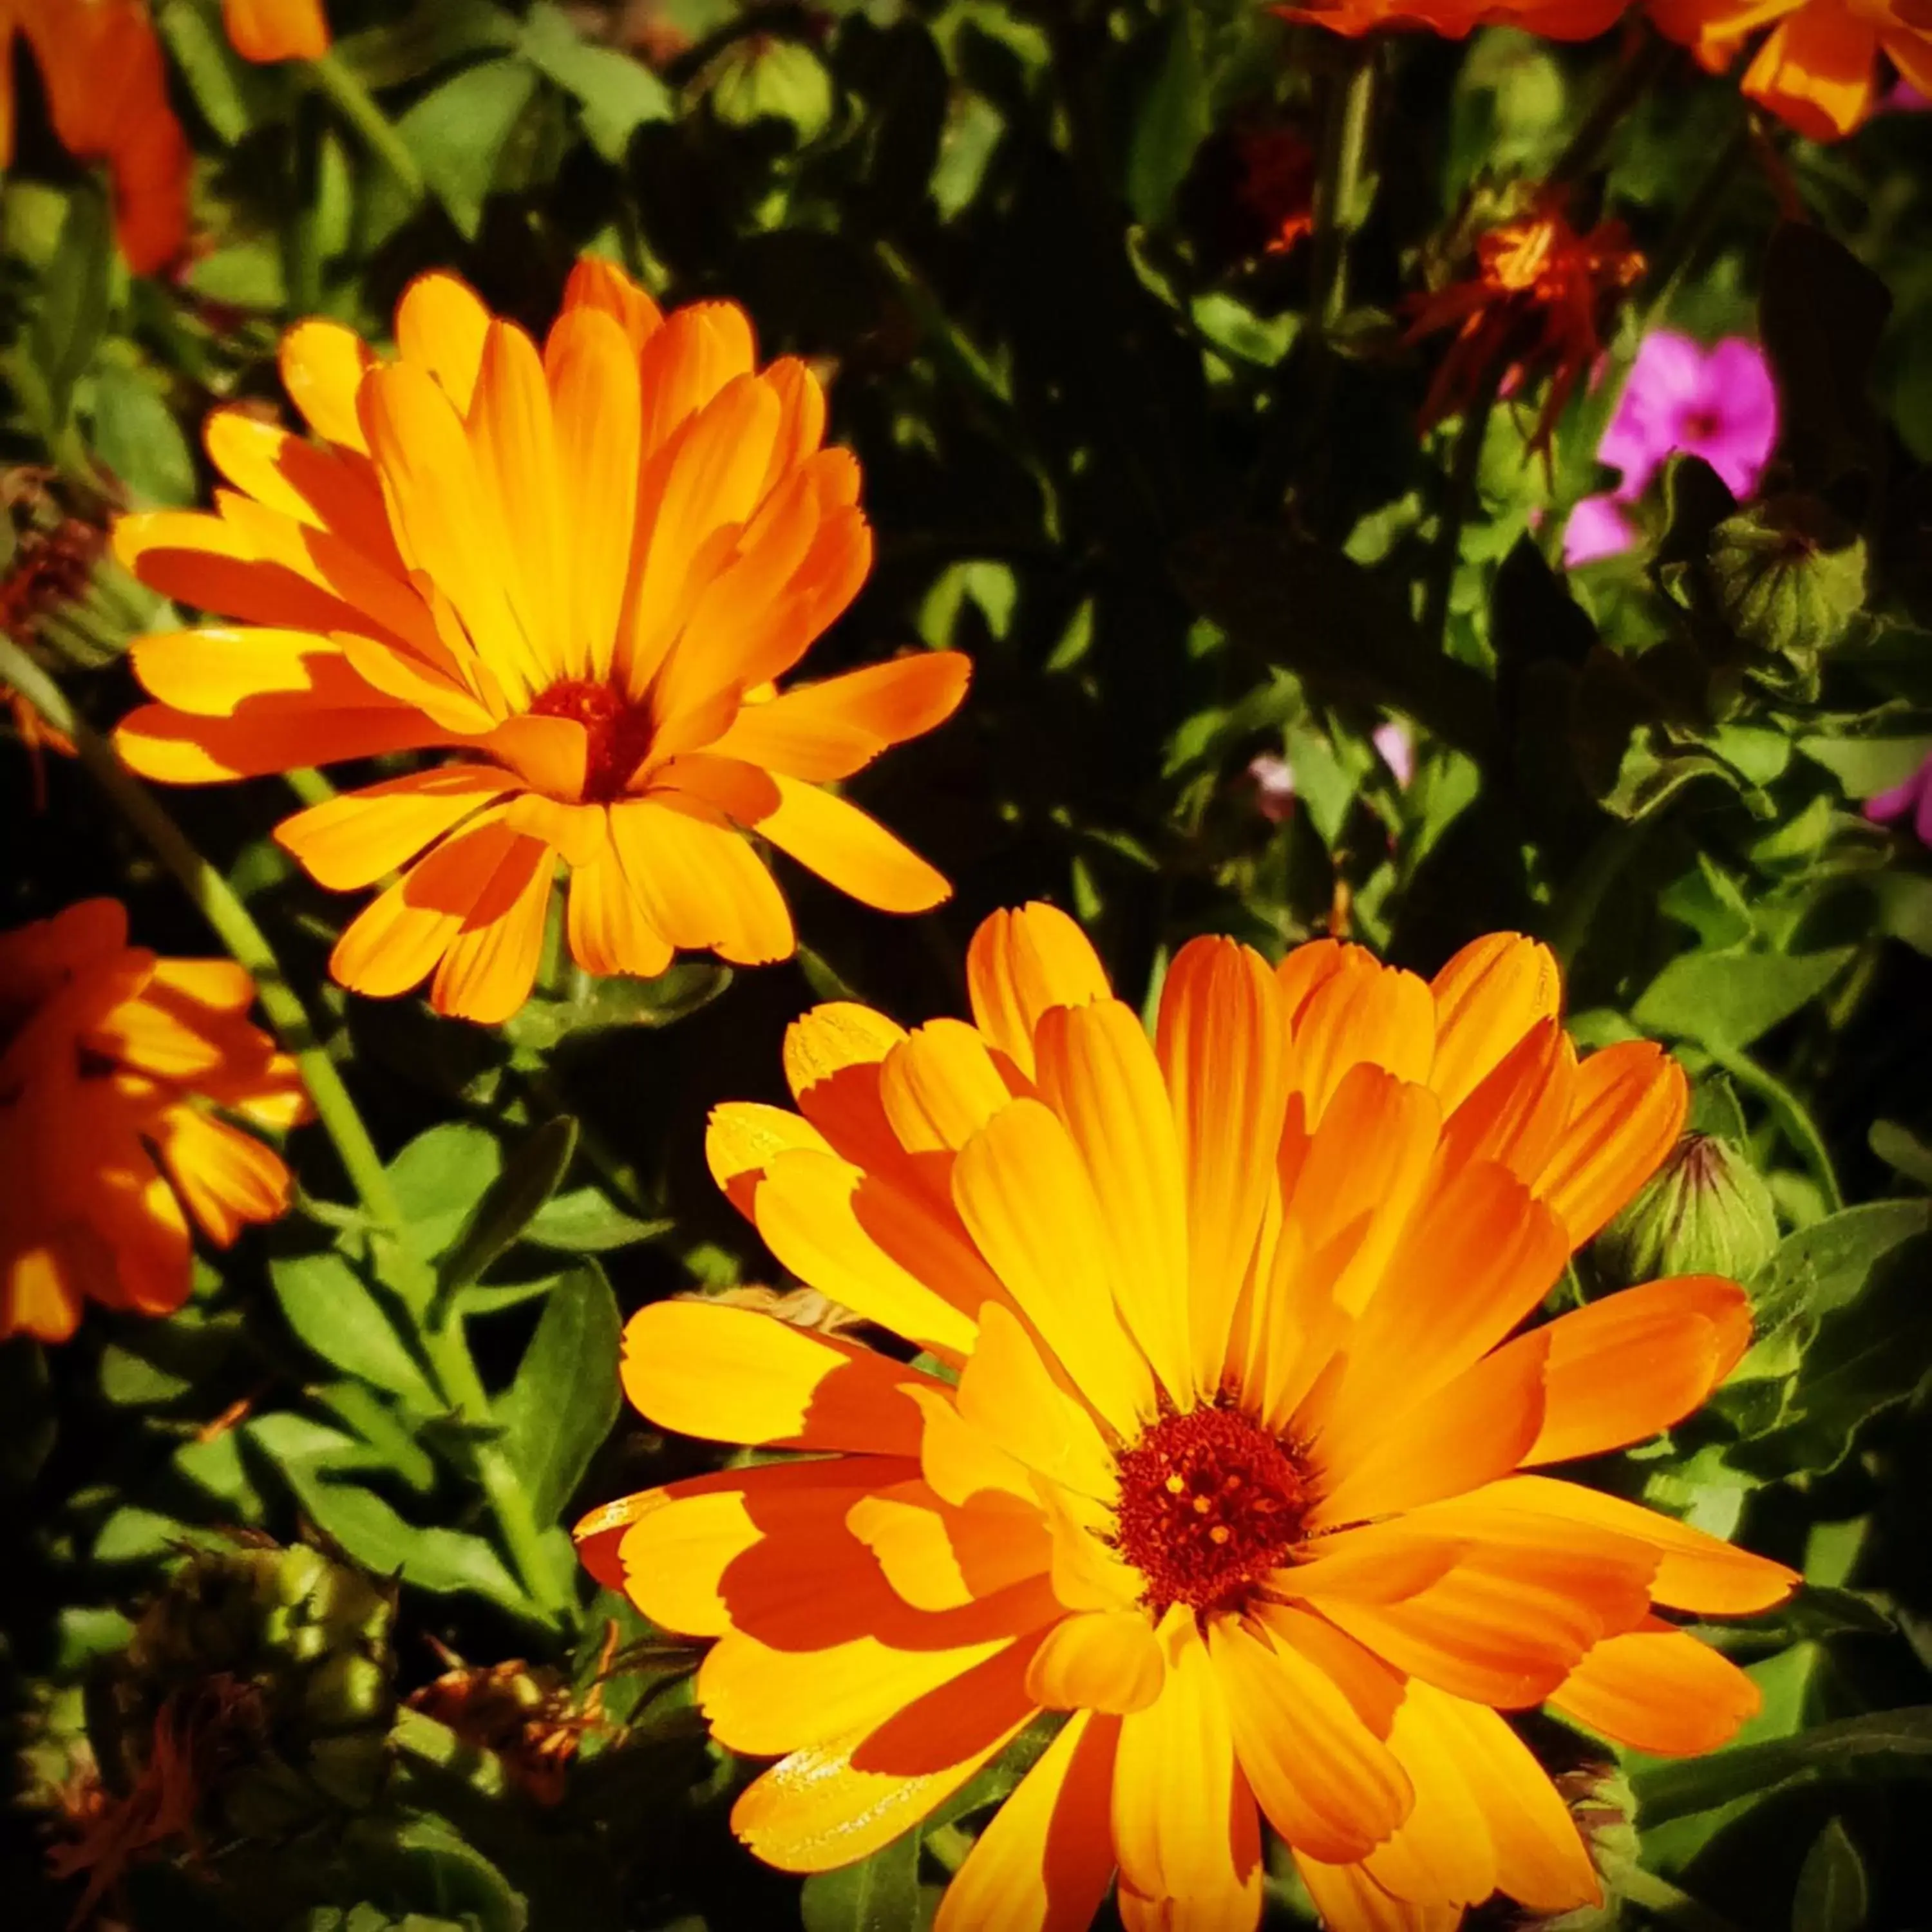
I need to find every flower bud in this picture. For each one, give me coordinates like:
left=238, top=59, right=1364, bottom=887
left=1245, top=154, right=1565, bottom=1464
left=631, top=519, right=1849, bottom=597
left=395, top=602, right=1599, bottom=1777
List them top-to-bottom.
left=1595, top=1132, right=1779, bottom=1287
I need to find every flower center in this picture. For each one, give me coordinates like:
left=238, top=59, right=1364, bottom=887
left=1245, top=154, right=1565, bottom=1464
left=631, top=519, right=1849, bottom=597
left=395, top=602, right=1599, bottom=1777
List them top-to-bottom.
left=1680, top=406, right=1723, bottom=444
left=529, top=679, right=658, bottom=804
left=1112, top=1404, right=1308, bottom=1618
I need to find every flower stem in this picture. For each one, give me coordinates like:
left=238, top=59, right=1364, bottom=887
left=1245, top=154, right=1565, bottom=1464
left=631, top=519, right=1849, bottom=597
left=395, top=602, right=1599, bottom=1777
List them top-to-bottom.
left=1549, top=28, right=1676, bottom=189
left=307, top=51, right=424, bottom=198
left=1421, top=380, right=1497, bottom=652
left=0, top=637, right=400, bottom=1234
left=6, top=639, right=578, bottom=1629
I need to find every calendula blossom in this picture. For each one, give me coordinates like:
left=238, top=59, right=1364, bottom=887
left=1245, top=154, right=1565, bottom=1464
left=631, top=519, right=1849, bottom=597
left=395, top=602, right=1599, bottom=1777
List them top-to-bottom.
left=0, top=0, right=190, bottom=273
left=222, top=0, right=330, bottom=61
left=1282, top=0, right=1629, bottom=39
left=1651, top=0, right=1932, bottom=140
left=114, top=257, right=968, bottom=1023
left=0, top=900, right=308, bottom=1341
left=577, top=905, right=1796, bottom=1930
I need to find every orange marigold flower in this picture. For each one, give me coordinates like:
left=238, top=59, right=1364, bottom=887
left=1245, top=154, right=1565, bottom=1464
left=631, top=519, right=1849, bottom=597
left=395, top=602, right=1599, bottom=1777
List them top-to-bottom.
left=0, top=0, right=191, bottom=274
left=222, top=0, right=330, bottom=62
left=1281, top=0, right=1631, bottom=40
left=1650, top=0, right=1932, bottom=138
left=1409, top=189, right=1645, bottom=459
left=113, top=259, right=969, bottom=1025
left=0, top=899, right=308, bottom=1342
left=575, top=908, right=1797, bottom=1929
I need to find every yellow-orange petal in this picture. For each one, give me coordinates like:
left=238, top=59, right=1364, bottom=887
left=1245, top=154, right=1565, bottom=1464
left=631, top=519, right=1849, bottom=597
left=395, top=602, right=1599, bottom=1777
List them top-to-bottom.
left=222, top=0, right=329, bottom=62
left=1741, top=8, right=1877, bottom=141
left=557, top=254, right=665, bottom=355
left=395, top=270, right=491, bottom=413
left=279, top=319, right=374, bottom=452
left=701, top=651, right=970, bottom=782
left=275, top=766, right=521, bottom=891
left=607, top=793, right=795, bottom=964
left=426, top=831, right=556, bottom=1024
left=565, top=840, right=675, bottom=980
left=966, top=904, right=1111, bottom=1078
left=1428, top=933, right=1561, bottom=1115
left=1155, top=936, right=1290, bottom=1392
left=1284, top=946, right=1435, bottom=1125
left=1032, top=998, right=1194, bottom=1406
left=1437, top=1017, right=1577, bottom=1186
left=878, top=1018, right=1012, bottom=1154
left=1533, top=1040, right=1687, bottom=1246
left=952, top=1097, right=1157, bottom=1436
left=704, top=1100, right=832, bottom=1215
left=153, top=1106, right=292, bottom=1246
left=752, top=1147, right=979, bottom=1358
left=1519, top=1275, right=1752, bottom=1466
left=618, top=1300, right=939, bottom=1455
left=956, top=1302, right=1119, bottom=1500
left=1308, top=1332, right=1549, bottom=1531
left=905, top=1385, right=1039, bottom=1511
left=580, top=1455, right=918, bottom=1629
left=1482, top=1475, right=1798, bottom=1616
left=848, top=1480, right=1054, bottom=1612
left=1315, top=1495, right=1656, bottom=1709
left=1026, top=1609, right=1164, bottom=1715
left=1111, top=1611, right=1265, bottom=1931
left=1208, top=1611, right=1414, bottom=1866
left=1549, top=1622, right=1761, bottom=1756
left=730, top=1638, right=1041, bottom=1873
left=933, top=1709, right=1121, bottom=1932
left=1296, top=1853, right=1458, bottom=1932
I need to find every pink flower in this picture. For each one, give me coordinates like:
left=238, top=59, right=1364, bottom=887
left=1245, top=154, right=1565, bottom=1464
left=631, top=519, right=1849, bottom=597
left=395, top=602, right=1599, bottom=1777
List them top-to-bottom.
left=1563, top=330, right=1778, bottom=565
left=1598, top=330, right=1779, bottom=502
left=1562, top=493, right=1640, bottom=567
left=1373, top=719, right=1415, bottom=788
left=1247, top=752, right=1296, bottom=824
left=1866, top=752, right=1932, bottom=846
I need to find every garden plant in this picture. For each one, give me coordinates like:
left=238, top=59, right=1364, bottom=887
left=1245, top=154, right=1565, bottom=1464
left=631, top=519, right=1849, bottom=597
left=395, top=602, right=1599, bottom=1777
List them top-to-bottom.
left=4, top=1, right=1932, bottom=1927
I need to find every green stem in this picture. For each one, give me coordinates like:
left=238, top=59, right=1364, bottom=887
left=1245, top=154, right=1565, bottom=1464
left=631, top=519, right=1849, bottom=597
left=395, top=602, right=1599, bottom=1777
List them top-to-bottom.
left=1307, top=43, right=1377, bottom=338
left=307, top=52, right=424, bottom=198
left=0, top=636, right=400, bottom=1233
left=7, top=640, right=574, bottom=1628
left=1544, top=817, right=1653, bottom=971
left=421, top=1317, right=576, bottom=1625
left=1620, top=1868, right=1745, bottom=1932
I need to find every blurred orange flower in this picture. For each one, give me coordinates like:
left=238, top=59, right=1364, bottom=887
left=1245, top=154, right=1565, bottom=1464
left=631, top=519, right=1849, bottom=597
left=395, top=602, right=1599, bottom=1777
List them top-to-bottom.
left=0, top=0, right=191, bottom=273
left=223, top=0, right=330, bottom=61
left=1282, top=0, right=1631, bottom=39
left=1651, top=0, right=1932, bottom=138
left=1409, top=189, right=1645, bottom=458
left=114, top=259, right=968, bottom=1024
left=0, top=900, right=308, bottom=1342
left=576, top=906, right=1795, bottom=1929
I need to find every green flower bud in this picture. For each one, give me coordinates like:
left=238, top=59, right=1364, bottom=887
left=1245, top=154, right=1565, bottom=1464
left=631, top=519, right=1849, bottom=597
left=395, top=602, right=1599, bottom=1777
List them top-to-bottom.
left=1707, top=495, right=1867, bottom=701
left=1595, top=1132, right=1779, bottom=1288
left=90, top=1542, right=397, bottom=1850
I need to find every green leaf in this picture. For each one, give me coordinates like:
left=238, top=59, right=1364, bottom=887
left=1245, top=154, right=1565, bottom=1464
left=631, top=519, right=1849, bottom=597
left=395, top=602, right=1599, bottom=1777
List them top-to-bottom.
left=156, top=0, right=272, bottom=144
left=519, top=1, right=670, bottom=160
left=1126, top=10, right=1209, bottom=228
left=399, top=57, right=538, bottom=239
left=32, top=188, right=113, bottom=428
left=88, top=366, right=196, bottom=507
left=1796, top=731, right=1932, bottom=799
left=1631, top=945, right=1855, bottom=1051
left=501, top=963, right=732, bottom=1050
left=438, top=1116, right=578, bottom=1298
left=1870, top=1120, right=1932, bottom=1189
left=389, top=1122, right=505, bottom=1258
left=522, top=1186, right=668, bottom=1252
left=1749, top=1201, right=1932, bottom=1338
left=270, top=1250, right=441, bottom=1409
left=497, top=1264, right=621, bottom=1521
left=272, top=1452, right=531, bottom=1617
left=1634, top=1707, right=1932, bottom=1826
left=339, top=1814, right=529, bottom=1932
left=1794, top=1819, right=1869, bottom=1932
left=799, top=1828, right=922, bottom=1932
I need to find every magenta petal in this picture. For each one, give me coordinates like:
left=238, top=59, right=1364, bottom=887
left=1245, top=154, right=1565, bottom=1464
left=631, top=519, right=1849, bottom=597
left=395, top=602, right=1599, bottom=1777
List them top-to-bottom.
left=1599, top=330, right=1708, bottom=496
left=1695, top=339, right=1779, bottom=498
left=1564, top=495, right=1639, bottom=567
left=1864, top=774, right=1925, bottom=826
left=1915, top=774, right=1932, bottom=848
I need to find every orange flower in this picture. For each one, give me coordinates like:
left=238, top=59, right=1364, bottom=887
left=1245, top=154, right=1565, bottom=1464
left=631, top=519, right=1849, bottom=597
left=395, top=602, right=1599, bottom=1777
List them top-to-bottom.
left=0, top=0, right=190, bottom=274
left=222, top=0, right=330, bottom=61
left=1282, top=0, right=1631, bottom=40
left=1651, top=0, right=1931, bottom=138
left=1408, top=189, right=1645, bottom=459
left=113, top=259, right=969, bottom=1024
left=0, top=899, right=308, bottom=1342
left=575, top=907, right=1796, bottom=1929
